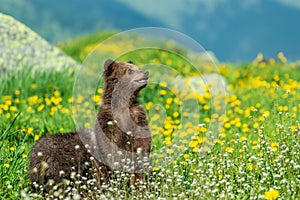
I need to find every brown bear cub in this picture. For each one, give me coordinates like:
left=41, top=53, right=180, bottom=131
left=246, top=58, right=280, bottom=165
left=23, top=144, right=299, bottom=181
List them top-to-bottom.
left=29, top=59, right=151, bottom=193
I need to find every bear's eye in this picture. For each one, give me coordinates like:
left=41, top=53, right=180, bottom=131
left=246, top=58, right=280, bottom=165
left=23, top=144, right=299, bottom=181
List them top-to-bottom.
left=128, top=69, right=134, bottom=74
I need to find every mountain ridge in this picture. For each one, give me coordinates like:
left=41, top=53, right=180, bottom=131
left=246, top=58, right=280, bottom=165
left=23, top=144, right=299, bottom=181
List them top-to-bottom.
left=0, top=0, right=299, bottom=62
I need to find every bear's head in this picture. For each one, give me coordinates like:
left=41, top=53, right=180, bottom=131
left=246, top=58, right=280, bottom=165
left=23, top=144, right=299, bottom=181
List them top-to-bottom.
left=103, top=59, right=149, bottom=104
left=104, top=59, right=148, bottom=89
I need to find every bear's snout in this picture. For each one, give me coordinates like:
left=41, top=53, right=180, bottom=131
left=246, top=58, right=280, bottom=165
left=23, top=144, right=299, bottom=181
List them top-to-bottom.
left=143, top=70, right=149, bottom=79
left=144, top=71, right=149, bottom=76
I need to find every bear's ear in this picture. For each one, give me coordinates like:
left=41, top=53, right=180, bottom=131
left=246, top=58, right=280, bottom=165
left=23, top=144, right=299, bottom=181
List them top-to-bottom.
left=104, top=59, right=115, bottom=71
left=128, top=60, right=134, bottom=64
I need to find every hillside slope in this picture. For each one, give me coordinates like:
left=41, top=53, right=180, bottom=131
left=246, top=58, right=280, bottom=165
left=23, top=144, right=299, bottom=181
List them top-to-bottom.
left=0, top=13, right=79, bottom=73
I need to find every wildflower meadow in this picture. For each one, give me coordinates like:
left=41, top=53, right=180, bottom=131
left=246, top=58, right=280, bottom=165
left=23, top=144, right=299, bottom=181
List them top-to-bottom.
left=0, top=31, right=300, bottom=199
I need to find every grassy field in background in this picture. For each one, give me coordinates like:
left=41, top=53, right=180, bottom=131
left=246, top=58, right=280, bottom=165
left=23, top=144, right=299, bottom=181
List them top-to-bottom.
left=0, top=32, right=300, bottom=199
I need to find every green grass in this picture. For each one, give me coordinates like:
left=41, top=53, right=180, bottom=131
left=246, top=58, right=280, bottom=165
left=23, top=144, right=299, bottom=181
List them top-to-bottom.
left=0, top=33, right=300, bottom=199
left=0, top=68, right=76, bottom=199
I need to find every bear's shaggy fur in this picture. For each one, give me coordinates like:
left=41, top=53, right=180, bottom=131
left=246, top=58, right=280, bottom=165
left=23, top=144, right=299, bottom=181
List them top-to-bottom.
left=29, top=59, right=151, bottom=193
left=95, top=59, right=151, bottom=181
left=29, top=129, right=110, bottom=192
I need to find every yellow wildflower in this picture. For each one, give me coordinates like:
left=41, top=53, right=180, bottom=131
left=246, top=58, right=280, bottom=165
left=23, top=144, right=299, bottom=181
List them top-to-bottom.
left=68, top=67, right=74, bottom=74
left=159, top=81, right=167, bottom=87
left=31, top=83, right=37, bottom=89
left=97, top=88, right=103, bottom=94
left=15, top=90, right=20, bottom=95
left=159, top=90, right=167, bottom=95
left=54, top=91, right=60, bottom=97
left=93, top=95, right=101, bottom=103
left=3, top=96, right=11, bottom=101
left=28, top=96, right=38, bottom=105
left=51, top=96, right=62, bottom=105
left=67, top=97, right=73, bottom=103
left=2, top=104, right=9, bottom=111
left=37, top=104, right=45, bottom=112
left=10, top=106, right=17, bottom=112
left=173, top=112, right=179, bottom=118
left=5, top=113, right=11, bottom=119
left=253, top=123, right=259, bottom=129
left=27, top=127, right=34, bottom=134
left=34, top=135, right=40, bottom=141
left=165, top=137, right=172, bottom=146
left=189, top=140, right=198, bottom=148
left=192, top=147, right=199, bottom=153
left=225, top=147, right=234, bottom=153
left=183, top=154, right=190, bottom=159
left=248, top=164, right=254, bottom=171
left=153, top=167, right=159, bottom=171
left=218, top=174, right=223, bottom=180
left=264, top=189, right=279, bottom=200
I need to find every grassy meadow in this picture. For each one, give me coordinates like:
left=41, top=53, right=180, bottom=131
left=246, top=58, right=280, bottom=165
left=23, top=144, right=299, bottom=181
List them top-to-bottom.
left=0, top=32, right=300, bottom=199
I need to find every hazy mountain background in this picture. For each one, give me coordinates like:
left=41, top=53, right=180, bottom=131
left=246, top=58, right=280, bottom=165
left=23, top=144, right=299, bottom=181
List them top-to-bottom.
left=1, top=0, right=299, bottom=62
